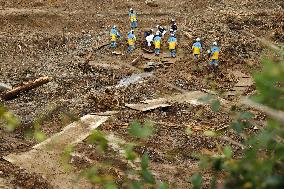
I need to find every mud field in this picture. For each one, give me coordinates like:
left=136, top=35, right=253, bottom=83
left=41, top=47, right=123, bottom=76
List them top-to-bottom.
left=0, top=0, right=283, bottom=188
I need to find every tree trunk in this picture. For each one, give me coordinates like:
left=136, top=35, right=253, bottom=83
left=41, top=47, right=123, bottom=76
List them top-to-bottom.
left=2, top=76, right=50, bottom=101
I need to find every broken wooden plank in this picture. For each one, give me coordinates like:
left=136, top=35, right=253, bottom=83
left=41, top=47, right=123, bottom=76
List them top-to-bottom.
left=184, top=31, right=193, bottom=39
left=142, top=48, right=154, bottom=53
left=112, top=51, right=124, bottom=56
left=88, top=61, right=121, bottom=69
left=2, top=76, right=50, bottom=100
left=170, top=91, right=207, bottom=105
left=141, top=98, right=168, bottom=104
left=125, top=100, right=171, bottom=111
left=125, top=103, right=171, bottom=111
left=92, top=111, right=119, bottom=116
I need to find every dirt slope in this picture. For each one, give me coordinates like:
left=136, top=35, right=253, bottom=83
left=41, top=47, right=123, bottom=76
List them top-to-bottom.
left=0, top=0, right=283, bottom=188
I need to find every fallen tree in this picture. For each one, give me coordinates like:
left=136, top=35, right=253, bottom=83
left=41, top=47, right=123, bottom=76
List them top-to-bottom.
left=2, top=76, right=51, bottom=101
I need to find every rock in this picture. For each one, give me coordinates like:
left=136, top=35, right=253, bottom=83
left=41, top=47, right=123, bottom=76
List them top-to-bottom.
left=145, top=0, right=158, bottom=7
left=0, top=83, right=12, bottom=92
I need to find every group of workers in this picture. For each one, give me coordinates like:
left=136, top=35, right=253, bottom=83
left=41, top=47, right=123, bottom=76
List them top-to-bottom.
left=110, top=8, right=220, bottom=66
left=192, top=38, right=220, bottom=66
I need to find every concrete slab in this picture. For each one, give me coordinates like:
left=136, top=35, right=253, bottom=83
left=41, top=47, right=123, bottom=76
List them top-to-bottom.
left=230, top=70, right=250, bottom=78
left=234, top=78, right=254, bottom=87
left=170, top=91, right=207, bottom=105
left=4, top=115, right=109, bottom=189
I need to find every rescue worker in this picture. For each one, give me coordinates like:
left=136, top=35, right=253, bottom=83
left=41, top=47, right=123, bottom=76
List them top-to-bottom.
left=129, top=8, right=138, bottom=29
left=171, top=19, right=177, bottom=34
left=110, top=25, right=121, bottom=48
left=156, top=25, right=167, bottom=38
left=145, top=29, right=154, bottom=50
left=170, top=29, right=174, bottom=35
left=127, top=30, right=136, bottom=53
left=153, top=31, right=162, bottom=56
left=168, top=33, right=177, bottom=58
left=192, top=38, right=202, bottom=60
left=208, top=42, right=220, bottom=66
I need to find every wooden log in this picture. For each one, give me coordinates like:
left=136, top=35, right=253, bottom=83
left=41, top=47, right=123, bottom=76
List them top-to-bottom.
left=94, top=42, right=109, bottom=51
left=131, top=55, right=142, bottom=66
left=2, top=76, right=51, bottom=100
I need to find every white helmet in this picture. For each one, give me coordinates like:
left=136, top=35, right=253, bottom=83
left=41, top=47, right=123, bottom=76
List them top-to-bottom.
left=130, top=8, right=133, bottom=11
left=171, top=19, right=175, bottom=22
left=113, top=25, right=116, bottom=29
left=156, top=25, right=160, bottom=28
left=150, top=29, right=154, bottom=32
left=170, top=29, right=174, bottom=32
left=156, top=31, right=160, bottom=35
left=171, top=33, right=175, bottom=36
left=196, top=38, right=200, bottom=41
left=213, top=42, right=218, bottom=46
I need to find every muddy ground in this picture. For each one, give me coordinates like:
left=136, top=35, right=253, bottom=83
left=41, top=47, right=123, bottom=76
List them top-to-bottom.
left=0, top=0, right=283, bottom=188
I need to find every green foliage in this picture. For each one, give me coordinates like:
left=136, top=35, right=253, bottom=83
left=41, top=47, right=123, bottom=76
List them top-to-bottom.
left=193, top=48, right=284, bottom=189
left=253, top=57, right=284, bottom=110
left=198, top=94, right=221, bottom=112
left=211, top=100, right=221, bottom=112
left=0, top=105, right=20, bottom=131
left=231, top=111, right=255, bottom=133
left=79, top=120, right=168, bottom=189
left=128, top=120, right=154, bottom=138
left=87, top=130, right=109, bottom=153
left=203, top=130, right=217, bottom=137
left=124, top=143, right=138, bottom=161
left=60, top=145, right=74, bottom=171
left=191, top=173, right=203, bottom=189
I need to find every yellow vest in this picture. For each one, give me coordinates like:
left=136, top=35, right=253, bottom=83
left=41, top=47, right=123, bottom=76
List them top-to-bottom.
left=130, top=15, right=137, bottom=22
left=111, top=34, right=116, bottom=41
left=128, top=38, right=135, bottom=46
left=154, top=41, right=161, bottom=49
left=169, top=41, right=176, bottom=50
left=193, top=47, right=200, bottom=55
left=211, top=51, right=219, bottom=60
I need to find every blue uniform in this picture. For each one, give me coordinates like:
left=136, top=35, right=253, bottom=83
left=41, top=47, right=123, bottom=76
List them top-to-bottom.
left=129, top=12, right=138, bottom=29
left=110, top=28, right=120, bottom=48
left=127, top=33, right=136, bottom=53
left=153, top=35, right=162, bottom=55
left=168, top=36, right=177, bottom=57
left=192, top=42, right=202, bottom=60
left=209, top=46, right=220, bottom=66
